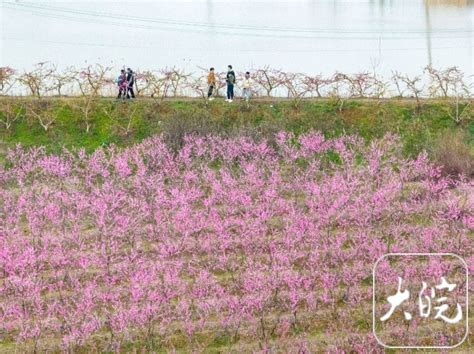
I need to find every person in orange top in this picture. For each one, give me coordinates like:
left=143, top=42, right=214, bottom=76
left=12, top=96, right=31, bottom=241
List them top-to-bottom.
left=207, top=67, right=216, bottom=101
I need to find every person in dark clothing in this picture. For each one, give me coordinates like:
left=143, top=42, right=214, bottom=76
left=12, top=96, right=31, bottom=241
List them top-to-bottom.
left=226, top=65, right=235, bottom=102
left=126, top=68, right=135, bottom=99
left=117, top=69, right=127, bottom=99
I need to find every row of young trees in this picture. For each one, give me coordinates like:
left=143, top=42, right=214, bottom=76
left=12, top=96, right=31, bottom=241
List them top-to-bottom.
left=1, top=63, right=472, bottom=102
left=0, top=64, right=472, bottom=133
left=0, top=92, right=471, bottom=137
left=0, top=98, right=142, bottom=135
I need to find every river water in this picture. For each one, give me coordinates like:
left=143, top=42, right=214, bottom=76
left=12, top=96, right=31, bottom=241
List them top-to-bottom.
left=1, top=0, right=473, bottom=78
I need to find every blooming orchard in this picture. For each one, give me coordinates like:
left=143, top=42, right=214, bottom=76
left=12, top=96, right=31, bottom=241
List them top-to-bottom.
left=0, top=132, right=472, bottom=351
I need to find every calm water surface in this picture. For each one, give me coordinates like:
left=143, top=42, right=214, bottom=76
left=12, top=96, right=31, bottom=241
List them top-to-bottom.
left=1, top=0, right=473, bottom=77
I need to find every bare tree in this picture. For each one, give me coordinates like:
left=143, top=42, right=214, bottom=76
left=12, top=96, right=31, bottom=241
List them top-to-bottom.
left=18, top=62, right=55, bottom=98
left=75, top=64, right=113, bottom=96
left=51, top=65, right=75, bottom=96
left=424, top=65, right=467, bottom=98
left=253, top=66, right=285, bottom=97
left=0, top=67, right=17, bottom=95
left=160, top=67, right=191, bottom=97
left=132, top=69, right=151, bottom=98
left=140, top=70, right=171, bottom=103
left=391, top=70, right=406, bottom=97
left=369, top=71, right=387, bottom=99
left=281, top=72, right=309, bottom=108
left=329, top=72, right=351, bottom=98
left=335, top=72, right=381, bottom=98
left=392, top=72, right=425, bottom=109
left=446, top=72, right=472, bottom=124
left=326, top=73, right=348, bottom=111
left=334, top=73, right=358, bottom=97
left=303, top=74, right=330, bottom=98
left=186, top=75, right=209, bottom=103
left=72, top=96, right=98, bottom=133
left=448, top=96, right=471, bottom=124
left=27, top=100, right=61, bottom=131
left=0, top=102, right=23, bottom=130
left=104, top=102, right=140, bottom=136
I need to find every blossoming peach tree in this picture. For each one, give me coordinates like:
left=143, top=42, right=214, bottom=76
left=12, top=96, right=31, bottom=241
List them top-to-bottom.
left=0, top=131, right=472, bottom=351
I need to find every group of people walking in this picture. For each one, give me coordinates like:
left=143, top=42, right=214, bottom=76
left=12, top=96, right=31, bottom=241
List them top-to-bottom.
left=116, top=65, right=251, bottom=102
left=207, top=65, right=251, bottom=103
left=117, top=68, right=135, bottom=100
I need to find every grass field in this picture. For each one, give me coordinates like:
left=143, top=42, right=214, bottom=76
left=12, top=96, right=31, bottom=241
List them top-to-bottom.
left=0, top=97, right=471, bottom=148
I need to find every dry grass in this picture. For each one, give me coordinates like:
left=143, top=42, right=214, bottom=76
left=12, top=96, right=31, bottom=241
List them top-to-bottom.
left=431, top=129, right=474, bottom=178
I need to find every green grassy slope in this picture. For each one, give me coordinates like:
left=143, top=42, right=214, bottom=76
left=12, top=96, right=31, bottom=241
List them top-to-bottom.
left=0, top=97, right=472, bottom=169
